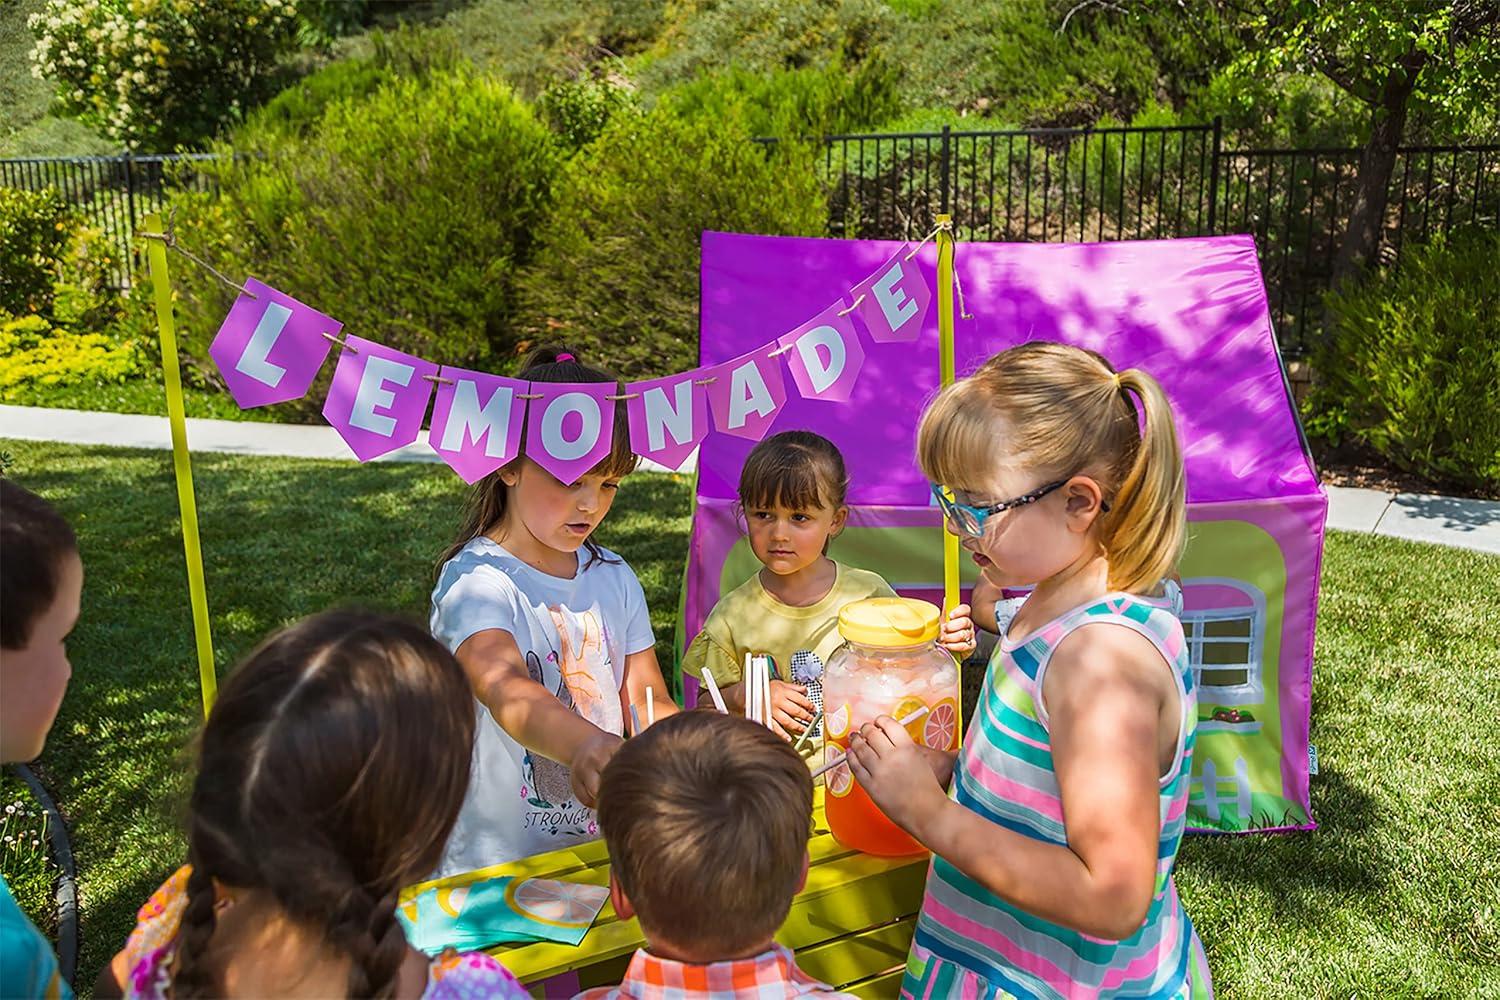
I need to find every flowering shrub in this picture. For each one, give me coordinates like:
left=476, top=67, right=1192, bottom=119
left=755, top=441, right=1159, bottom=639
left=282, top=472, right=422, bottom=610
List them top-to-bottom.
left=28, top=0, right=300, bottom=148
left=0, top=188, right=74, bottom=318
left=0, top=313, right=143, bottom=391
left=1, top=790, right=57, bottom=936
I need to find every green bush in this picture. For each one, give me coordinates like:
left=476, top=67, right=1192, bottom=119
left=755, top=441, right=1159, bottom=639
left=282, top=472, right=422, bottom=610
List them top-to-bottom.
left=28, top=0, right=300, bottom=149
left=659, top=56, right=902, bottom=137
left=243, top=58, right=397, bottom=139
left=142, top=69, right=559, bottom=420
left=537, top=69, right=639, bottom=152
left=512, top=106, right=827, bottom=377
left=0, top=187, right=72, bottom=317
left=1310, top=230, right=1500, bottom=493
left=0, top=311, right=142, bottom=391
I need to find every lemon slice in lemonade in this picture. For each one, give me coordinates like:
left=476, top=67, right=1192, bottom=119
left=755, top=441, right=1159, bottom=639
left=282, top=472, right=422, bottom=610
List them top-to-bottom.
left=893, top=697, right=928, bottom=740
left=825, top=702, right=851, bottom=740
left=826, top=759, right=854, bottom=797
left=504, top=878, right=610, bottom=930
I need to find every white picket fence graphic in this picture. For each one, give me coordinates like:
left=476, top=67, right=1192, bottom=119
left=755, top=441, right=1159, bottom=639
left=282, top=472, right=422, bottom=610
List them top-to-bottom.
left=1191, top=756, right=1252, bottom=823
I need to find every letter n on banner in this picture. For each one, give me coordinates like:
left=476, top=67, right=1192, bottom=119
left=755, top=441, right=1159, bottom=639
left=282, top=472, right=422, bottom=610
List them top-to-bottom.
left=852, top=245, right=932, bottom=343
left=208, top=278, right=338, bottom=407
left=777, top=300, right=865, bottom=403
left=323, top=335, right=438, bottom=461
left=705, top=342, right=787, bottom=441
left=429, top=367, right=527, bottom=483
left=625, top=371, right=708, bottom=471
left=525, top=382, right=616, bottom=485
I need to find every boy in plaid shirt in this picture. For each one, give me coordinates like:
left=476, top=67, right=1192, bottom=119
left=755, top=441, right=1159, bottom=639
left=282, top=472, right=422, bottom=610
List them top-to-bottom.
left=576, top=713, right=855, bottom=999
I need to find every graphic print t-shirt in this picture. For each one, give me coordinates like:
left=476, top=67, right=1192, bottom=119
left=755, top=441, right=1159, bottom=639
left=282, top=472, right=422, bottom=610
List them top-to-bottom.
left=430, top=537, right=654, bottom=876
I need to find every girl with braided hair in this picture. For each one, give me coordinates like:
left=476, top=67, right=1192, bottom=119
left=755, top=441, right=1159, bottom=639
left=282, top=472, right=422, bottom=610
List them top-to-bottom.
left=95, top=611, right=527, bottom=999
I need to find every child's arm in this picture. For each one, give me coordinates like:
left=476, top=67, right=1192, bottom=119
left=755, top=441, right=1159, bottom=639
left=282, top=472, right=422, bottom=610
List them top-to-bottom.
left=970, top=577, right=1002, bottom=634
left=848, top=625, right=1172, bottom=940
left=456, top=628, right=621, bottom=807
left=622, top=646, right=679, bottom=732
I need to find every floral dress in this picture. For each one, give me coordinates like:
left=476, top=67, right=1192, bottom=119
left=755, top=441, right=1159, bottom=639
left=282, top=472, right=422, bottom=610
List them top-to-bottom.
left=121, top=867, right=528, bottom=1000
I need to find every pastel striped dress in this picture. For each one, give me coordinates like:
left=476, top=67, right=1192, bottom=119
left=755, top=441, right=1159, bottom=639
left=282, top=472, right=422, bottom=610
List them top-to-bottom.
left=902, top=588, right=1212, bottom=1000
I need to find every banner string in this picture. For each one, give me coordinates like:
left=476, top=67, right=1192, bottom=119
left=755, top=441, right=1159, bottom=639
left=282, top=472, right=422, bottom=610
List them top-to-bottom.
left=136, top=209, right=258, bottom=300
left=905, top=219, right=973, bottom=321
left=837, top=294, right=865, bottom=316
left=321, top=331, right=359, bottom=353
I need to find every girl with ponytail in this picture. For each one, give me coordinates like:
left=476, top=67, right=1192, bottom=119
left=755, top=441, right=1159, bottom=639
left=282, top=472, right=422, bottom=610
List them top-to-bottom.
left=847, top=342, right=1212, bottom=998
left=95, top=611, right=527, bottom=1000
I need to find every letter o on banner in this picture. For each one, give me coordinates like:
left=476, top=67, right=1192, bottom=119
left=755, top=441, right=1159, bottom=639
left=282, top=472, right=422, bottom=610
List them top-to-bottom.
left=524, top=382, right=617, bottom=485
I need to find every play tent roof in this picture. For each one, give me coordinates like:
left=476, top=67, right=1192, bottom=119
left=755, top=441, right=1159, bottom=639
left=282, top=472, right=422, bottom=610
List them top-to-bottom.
left=697, top=232, right=1319, bottom=507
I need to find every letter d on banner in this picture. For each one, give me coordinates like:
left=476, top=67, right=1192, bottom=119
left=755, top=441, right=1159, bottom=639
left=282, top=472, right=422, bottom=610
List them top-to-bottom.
left=208, top=278, right=338, bottom=408
left=778, top=300, right=866, bottom=403
left=524, top=382, right=617, bottom=485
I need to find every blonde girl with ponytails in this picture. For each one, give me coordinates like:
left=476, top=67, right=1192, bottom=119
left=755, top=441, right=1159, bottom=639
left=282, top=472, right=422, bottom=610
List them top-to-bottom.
left=847, top=342, right=1211, bottom=999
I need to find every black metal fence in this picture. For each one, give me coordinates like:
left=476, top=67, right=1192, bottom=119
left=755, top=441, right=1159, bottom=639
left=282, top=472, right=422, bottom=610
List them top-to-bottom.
left=5, top=124, right=1496, bottom=355
left=0, top=152, right=220, bottom=287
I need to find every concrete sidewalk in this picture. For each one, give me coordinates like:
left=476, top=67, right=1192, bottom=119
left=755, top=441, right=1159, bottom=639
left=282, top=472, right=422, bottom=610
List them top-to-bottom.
left=4, top=404, right=1497, bottom=554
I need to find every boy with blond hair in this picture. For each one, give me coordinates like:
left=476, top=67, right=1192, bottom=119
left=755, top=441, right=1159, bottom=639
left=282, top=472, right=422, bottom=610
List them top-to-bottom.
left=577, top=712, right=855, bottom=999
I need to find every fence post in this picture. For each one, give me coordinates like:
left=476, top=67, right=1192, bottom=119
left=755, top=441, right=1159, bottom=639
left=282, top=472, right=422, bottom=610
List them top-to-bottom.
left=1206, top=116, right=1222, bottom=233
left=940, top=125, right=951, bottom=218
left=123, top=149, right=137, bottom=234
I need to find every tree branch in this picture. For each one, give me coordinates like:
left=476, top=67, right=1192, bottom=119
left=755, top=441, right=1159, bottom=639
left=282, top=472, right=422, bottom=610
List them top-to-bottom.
left=1057, top=0, right=1130, bottom=35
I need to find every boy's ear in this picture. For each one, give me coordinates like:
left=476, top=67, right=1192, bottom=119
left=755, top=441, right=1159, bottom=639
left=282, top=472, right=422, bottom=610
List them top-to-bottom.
left=794, top=850, right=810, bottom=896
left=609, top=869, right=635, bottom=922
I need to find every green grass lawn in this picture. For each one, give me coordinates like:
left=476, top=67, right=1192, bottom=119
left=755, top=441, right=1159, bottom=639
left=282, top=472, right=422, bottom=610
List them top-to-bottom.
left=1, top=438, right=1496, bottom=998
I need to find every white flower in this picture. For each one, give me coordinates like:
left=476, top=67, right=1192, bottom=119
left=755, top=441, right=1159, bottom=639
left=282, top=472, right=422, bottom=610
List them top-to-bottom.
left=4, top=805, right=14, bottom=815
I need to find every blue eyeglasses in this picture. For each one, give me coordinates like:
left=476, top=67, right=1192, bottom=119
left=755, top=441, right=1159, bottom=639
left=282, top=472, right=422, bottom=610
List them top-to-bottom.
left=931, top=479, right=1090, bottom=537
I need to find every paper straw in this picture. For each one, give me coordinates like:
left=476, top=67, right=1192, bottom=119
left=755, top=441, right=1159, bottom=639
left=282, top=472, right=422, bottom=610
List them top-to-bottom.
left=744, top=653, right=756, bottom=724
left=700, top=666, right=728, bottom=713
left=646, top=686, right=655, bottom=727
left=630, top=704, right=641, bottom=737
left=811, top=706, right=930, bottom=779
left=793, top=708, right=823, bottom=753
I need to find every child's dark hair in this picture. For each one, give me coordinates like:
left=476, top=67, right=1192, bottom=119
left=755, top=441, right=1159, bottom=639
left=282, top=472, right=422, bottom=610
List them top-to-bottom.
left=438, top=345, right=638, bottom=573
left=738, top=430, right=849, bottom=513
left=1, top=479, right=79, bottom=650
left=171, top=610, right=476, bottom=1000
left=597, top=712, right=813, bottom=959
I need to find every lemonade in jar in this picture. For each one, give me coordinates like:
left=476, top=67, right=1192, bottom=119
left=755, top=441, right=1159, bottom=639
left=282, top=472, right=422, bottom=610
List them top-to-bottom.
left=822, top=598, right=960, bottom=856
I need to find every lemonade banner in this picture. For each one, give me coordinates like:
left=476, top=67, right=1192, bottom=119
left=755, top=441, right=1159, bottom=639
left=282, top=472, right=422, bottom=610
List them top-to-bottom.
left=206, top=243, right=933, bottom=484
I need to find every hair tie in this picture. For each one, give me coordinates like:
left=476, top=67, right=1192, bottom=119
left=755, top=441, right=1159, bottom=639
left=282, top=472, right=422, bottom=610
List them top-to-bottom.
left=556, top=352, right=576, bottom=363
left=1111, top=370, right=1123, bottom=389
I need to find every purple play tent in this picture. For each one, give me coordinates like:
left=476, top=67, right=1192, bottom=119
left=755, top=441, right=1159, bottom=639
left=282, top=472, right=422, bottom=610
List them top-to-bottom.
left=678, top=231, right=1321, bottom=834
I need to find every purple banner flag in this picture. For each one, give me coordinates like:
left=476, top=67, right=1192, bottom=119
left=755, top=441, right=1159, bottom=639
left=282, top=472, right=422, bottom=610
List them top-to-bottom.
left=851, top=245, right=931, bottom=343
left=208, top=278, right=338, bottom=408
left=777, top=300, right=866, bottom=403
left=322, top=336, right=438, bottom=462
left=704, top=341, right=788, bottom=442
left=429, top=367, right=528, bottom=483
left=625, top=371, right=709, bottom=472
left=524, top=382, right=616, bottom=485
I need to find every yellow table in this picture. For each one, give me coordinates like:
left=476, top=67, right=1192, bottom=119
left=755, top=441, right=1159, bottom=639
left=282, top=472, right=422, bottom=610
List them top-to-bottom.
left=405, top=789, right=928, bottom=997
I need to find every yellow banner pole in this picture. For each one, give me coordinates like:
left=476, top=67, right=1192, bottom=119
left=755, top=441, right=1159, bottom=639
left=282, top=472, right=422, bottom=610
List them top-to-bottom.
left=142, top=214, right=217, bottom=717
left=935, top=214, right=960, bottom=640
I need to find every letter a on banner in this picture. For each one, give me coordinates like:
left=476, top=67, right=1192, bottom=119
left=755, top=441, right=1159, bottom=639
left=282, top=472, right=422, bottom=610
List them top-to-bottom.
left=852, top=245, right=932, bottom=343
left=208, top=278, right=338, bottom=408
left=777, top=300, right=865, bottom=403
left=323, top=335, right=438, bottom=461
left=705, top=342, right=787, bottom=442
left=429, top=367, right=528, bottom=483
left=625, top=371, right=709, bottom=471
left=525, top=382, right=616, bottom=485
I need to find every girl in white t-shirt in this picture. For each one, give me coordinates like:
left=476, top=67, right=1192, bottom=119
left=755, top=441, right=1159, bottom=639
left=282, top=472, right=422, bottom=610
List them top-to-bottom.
left=430, top=346, right=678, bottom=877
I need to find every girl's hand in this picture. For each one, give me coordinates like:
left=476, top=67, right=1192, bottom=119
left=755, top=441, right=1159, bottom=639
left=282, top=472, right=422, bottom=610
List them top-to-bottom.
left=938, top=604, right=977, bottom=659
left=768, top=680, right=816, bottom=741
left=847, top=715, right=949, bottom=836
left=569, top=731, right=623, bottom=808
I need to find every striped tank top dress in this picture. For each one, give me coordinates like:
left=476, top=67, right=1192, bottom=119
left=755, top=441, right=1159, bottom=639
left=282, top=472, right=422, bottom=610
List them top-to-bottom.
left=902, top=587, right=1213, bottom=1000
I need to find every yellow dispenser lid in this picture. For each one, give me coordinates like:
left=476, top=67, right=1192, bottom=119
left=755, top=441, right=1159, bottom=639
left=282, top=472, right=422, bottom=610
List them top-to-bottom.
left=837, top=597, right=941, bottom=647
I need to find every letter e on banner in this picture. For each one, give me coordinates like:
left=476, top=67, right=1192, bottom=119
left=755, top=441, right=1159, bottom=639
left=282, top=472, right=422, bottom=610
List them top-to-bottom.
left=852, top=246, right=932, bottom=343
left=322, top=335, right=437, bottom=462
